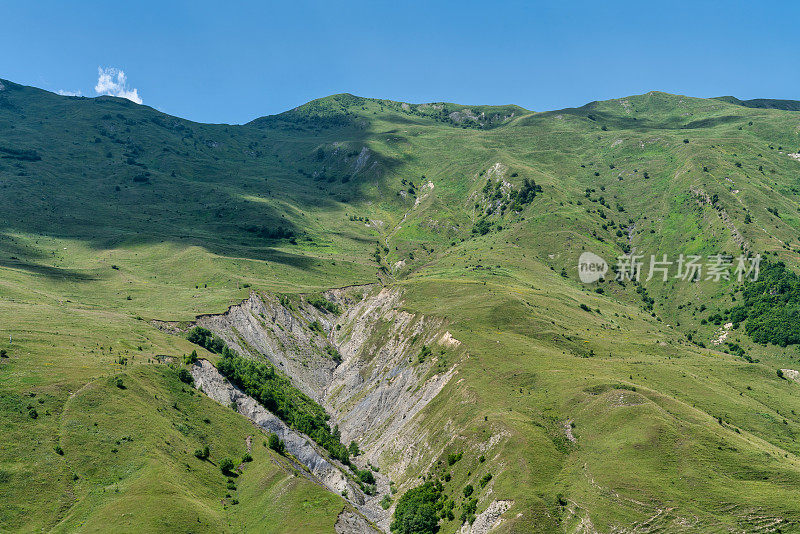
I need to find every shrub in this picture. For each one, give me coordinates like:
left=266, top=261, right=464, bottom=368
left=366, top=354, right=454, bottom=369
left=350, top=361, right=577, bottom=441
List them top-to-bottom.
left=472, top=218, right=492, bottom=236
left=731, top=261, right=800, bottom=347
left=309, top=320, right=324, bottom=334
left=418, top=345, right=432, bottom=363
left=326, top=346, right=342, bottom=363
left=0, top=349, right=7, bottom=358
left=184, top=349, right=198, bottom=364
left=177, top=368, right=194, bottom=385
left=778, top=369, right=785, bottom=380
left=115, top=377, right=125, bottom=389
left=268, top=433, right=285, bottom=454
left=348, top=441, right=361, bottom=457
left=54, top=445, right=64, bottom=455
left=194, top=445, right=210, bottom=460
left=447, top=451, right=463, bottom=466
left=242, top=453, right=253, bottom=463
left=219, top=457, right=235, bottom=474
left=359, top=469, right=375, bottom=485
left=479, top=473, right=493, bottom=487
left=463, top=484, right=474, bottom=497
left=381, top=494, right=392, bottom=510
left=460, top=497, right=478, bottom=524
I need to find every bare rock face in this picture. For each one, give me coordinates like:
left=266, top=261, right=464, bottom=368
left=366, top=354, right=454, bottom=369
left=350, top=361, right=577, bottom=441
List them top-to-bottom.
left=459, top=500, right=514, bottom=534
left=335, top=510, right=381, bottom=534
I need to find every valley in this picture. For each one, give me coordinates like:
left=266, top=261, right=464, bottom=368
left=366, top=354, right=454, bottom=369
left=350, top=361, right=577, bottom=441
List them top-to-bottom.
left=3, top=79, right=800, bottom=532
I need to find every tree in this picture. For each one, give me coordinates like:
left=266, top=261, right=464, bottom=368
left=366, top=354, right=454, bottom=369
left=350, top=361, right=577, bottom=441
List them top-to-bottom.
left=184, top=349, right=198, bottom=364
left=178, top=368, right=193, bottom=385
left=268, top=433, right=285, bottom=454
left=194, top=445, right=210, bottom=460
left=219, top=457, right=235, bottom=474
left=359, top=469, right=375, bottom=485
left=391, top=481, right=442, bottom=534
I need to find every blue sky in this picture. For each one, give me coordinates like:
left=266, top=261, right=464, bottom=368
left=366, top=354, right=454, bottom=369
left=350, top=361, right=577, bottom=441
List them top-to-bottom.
left=2, top=1, right=798, bottom=124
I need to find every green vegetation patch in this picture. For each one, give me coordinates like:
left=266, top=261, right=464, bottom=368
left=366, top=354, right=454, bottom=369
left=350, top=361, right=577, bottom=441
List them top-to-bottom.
left=730, top=262, right=800, bottom=346
left=213, top=346, right=350, bottom=463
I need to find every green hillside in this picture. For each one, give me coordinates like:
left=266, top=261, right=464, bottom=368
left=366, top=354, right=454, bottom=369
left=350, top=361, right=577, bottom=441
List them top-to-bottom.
left=3, top=79, right=800, bottom=532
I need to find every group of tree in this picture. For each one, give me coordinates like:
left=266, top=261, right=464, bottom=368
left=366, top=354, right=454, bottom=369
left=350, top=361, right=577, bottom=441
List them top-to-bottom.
left=729, top=261, right=800, bottom=346
left=187, top=326, right=226, bottom=353
left=212, top=344, right=350, bottom=464
left=391, top=481, right=443, bottom=534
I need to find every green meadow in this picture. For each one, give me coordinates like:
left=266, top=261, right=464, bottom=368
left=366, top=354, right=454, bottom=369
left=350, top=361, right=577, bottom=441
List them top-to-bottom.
left=3, top=79, right=800, bottom=531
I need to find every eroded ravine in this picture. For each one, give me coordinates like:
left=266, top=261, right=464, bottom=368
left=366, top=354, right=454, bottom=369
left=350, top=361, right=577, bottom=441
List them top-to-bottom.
left=158, top=285, right=464, bottom=533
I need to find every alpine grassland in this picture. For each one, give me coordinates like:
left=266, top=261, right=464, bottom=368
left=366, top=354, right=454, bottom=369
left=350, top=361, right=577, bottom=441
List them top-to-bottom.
left=3, top=78, right=800, bottom=531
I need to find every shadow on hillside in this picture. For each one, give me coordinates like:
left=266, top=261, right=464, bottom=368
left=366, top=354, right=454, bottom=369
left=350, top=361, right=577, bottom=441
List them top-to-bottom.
left=0, top=81, right=413, bottom=273
left=0, top=258, right=99, bottom=281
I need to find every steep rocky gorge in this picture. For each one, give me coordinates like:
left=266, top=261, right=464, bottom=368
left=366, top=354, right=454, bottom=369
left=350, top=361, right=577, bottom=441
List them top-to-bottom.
left=159, top=285, right=473, bottom=531
left=191, top=286, right=460, bottom=476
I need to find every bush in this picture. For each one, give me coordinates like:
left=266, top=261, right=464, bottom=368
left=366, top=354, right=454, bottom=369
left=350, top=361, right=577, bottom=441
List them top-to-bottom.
left=472, top=218, right=492, bottom=236
left=730, top=261, right=800, bottom=347
left=308, top=320, right=324, bottom=334
left=418, top=345, right=432, bottom=363
left=326, top=346, right=342, bottom=363
left=0, top=349, right=7, bottom=358
left=184, top=349, right=198, bottom=364
left=177, top=368, right=194, bottom=385
left=778, top=369, right=785, bottom=380
left=115, top=377, right=125, bottom=389
left=268, top=433, right=285, bottom=454
left=348, top=441, right=361, bottom=457
left=54, top=445, right=64, bottom=455
left=194, top=445, right=210, bottom=460
left=447, top=451, right=463, bottom=466
left=242, top=453, right=253, bottom=463
left=219, top=457, right=235, bottom=474
left=359, top=469, right=375, bottom=485
left=479, top=473, right=492, bottom=487
left=463, top=484, right=474, bottom=497
left=381, top=494, right=392, bottom=510
left=460, top=497, right=478, bottom=525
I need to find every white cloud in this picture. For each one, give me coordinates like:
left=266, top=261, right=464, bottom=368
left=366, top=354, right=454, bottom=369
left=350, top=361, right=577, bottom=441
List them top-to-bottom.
left=94, top=67, right=142, bottom=104
left=57, top=89, right=82, bottom=96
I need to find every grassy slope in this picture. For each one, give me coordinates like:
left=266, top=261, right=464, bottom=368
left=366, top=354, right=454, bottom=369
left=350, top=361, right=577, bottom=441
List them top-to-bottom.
left=3, top=81, right=800, bottom=531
